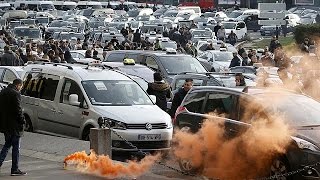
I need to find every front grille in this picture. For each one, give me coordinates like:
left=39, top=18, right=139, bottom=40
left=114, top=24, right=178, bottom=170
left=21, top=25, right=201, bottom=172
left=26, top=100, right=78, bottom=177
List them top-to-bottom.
left=126, top=123, right=167, bottom=129
left=112, top=140, right=171, bottom=149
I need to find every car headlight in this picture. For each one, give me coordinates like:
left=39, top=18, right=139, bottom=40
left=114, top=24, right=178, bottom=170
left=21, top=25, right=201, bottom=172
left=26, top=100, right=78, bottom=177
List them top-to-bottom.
left=100, top=117, right=127, bottom=130
left=167, top=122, right=173, bottom=129
left=292, top=136, right=320, bottom=151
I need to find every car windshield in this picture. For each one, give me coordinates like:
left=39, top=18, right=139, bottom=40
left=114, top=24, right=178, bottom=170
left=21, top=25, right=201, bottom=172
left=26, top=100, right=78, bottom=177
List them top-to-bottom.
left=41, top=4, right=54, bottom=10
left=128, top=10, right=139, bottom=17
left=164, top=11, right=178, bottom=17
left=228, top=11, right=243, bottom=18
left=136, top=16, right=150, bottom=21
left=36, top=17, right=49, bottom=24
left=21, top=19, right=36, bottom=25
left=49, top=21, right=69, bottom=27
left=130, top=22, right=140, bottom=28
left=222, top=22, right=236, bottom=29
left=141, top=26, right=164, bottom=34
left=14, top=28, right=40, bottom=38
left=192, top=30, right=212, bottom=37
left=60, top=33, right=84, bottom=40
left=160, top=41, right=177, bottom=49
left=213, top=51, right=233, bottom=61
left=159, top=56, right=207, bottom=75
left=118, top=66, right=154, bottom=82
left=215, top=76, right=255, bottom=87
left=82, top=80, right=153, bottom=106
left=257, top=94, right=320, bottom=127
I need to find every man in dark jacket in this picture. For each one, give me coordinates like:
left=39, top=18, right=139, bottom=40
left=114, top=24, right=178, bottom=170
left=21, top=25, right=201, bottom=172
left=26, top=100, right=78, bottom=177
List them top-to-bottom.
left=133, top=29, right=141, bottom=44
left=1, top=46, right=19, bottom=66
left=229, top=52, right=241, bottom=68
left=147, top=73, right=172, bottom=111
left=169, top=78, right=193, bottom=118
left=0, top=79, right=27, bottom=176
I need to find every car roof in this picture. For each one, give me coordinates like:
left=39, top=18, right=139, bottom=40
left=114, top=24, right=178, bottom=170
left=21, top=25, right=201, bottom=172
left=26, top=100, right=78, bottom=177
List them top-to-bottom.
left=24, top=63, right=131, bottom=81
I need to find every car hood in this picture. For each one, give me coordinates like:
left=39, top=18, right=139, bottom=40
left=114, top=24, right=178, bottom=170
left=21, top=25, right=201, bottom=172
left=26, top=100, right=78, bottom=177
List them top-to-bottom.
left=93, top=105, right=171, bottom=124
left=295, top=127, right=320, bottom=147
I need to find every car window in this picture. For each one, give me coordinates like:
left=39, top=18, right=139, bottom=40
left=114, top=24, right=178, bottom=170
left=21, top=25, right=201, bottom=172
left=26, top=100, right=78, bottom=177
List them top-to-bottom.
left=106, top=53, right=125, bottom=62
left=199, top=53, right=208, bottom=59
left=146, top=56, right=158, bottom=71
left=0, top=68, right=4, bottom=80
left=3, top=70, right=16, bottom=83
left=22, top=72, right=60, bottom=101
left=60, top=78, right=84, bottom=105
left=183, top=92, right=206, bottom=113
left=204, top=93, right=234, bottom=117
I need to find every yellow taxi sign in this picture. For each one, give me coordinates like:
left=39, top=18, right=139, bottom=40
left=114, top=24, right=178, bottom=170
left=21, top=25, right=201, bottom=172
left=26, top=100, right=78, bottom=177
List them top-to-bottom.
left=123, top=58, right=135, bottom=65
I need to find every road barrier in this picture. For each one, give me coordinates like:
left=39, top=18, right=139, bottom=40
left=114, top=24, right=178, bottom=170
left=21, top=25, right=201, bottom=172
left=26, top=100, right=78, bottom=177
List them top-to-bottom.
left=89, top=128, right=112, bottom=158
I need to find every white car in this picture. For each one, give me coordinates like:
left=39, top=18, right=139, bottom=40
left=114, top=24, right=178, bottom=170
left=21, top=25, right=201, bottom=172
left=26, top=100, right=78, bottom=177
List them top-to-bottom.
left=285, top=13, right=301, bottom=26
left=222, top=21, right=247, bottom=40
left=21, top=63, right=173, bottom=151
left=0, top=66, right=25, bottom=88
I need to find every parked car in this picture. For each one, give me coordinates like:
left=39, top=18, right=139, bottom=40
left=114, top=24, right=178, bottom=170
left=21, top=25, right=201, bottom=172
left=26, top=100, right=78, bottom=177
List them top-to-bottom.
left=104, top=49, right=207, bottom=83
left=21, top=63, right=173, bottom=151
left=0, top=66, right=25, bottom=88
left=175, top=86, right=320, bottom=179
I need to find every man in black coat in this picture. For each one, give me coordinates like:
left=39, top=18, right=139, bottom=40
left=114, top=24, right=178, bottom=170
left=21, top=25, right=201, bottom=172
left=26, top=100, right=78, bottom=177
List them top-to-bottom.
left=0, top=46, right=19, bottom=66
left=147, top=73, right=172, bottom=111
left=0, top=79, right=27, bottom=176
left=169, top=79, right=193, bottom=118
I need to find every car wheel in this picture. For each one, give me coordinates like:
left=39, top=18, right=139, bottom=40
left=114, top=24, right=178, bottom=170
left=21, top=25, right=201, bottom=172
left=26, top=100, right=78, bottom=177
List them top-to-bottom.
left=24, top=115, right=33, bottom=132
left=269, top=157, right=291, bottom=180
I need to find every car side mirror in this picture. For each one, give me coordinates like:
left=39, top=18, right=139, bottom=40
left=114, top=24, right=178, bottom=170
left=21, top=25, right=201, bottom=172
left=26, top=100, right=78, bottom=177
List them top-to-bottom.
left=236, top=27, right=241, bottom=30
left=209, top=58, right=214, bottom=62
left=69, top=94, right=81, bottom=106
left=149, top=95, right=157, bottom=104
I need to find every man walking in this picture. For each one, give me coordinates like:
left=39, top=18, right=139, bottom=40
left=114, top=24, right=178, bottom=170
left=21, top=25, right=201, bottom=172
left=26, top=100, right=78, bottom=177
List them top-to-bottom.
left=147, top=73, right=172, bottom=111
left=0, top=79, right=27, bottom=176
left=169, top=79, right=193, bottom=118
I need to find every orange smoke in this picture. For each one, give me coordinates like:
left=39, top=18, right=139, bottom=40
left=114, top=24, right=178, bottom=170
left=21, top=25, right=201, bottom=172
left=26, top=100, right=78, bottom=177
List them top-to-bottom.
left=173, top=108, right=293, bottom=179
left=64, top=150, right=159, bottom=178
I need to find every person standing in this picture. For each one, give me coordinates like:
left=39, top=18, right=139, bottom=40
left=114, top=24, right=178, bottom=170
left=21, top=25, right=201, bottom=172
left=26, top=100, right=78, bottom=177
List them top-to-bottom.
left=228, top=30, right=237, bottom=46
left=1, top=46, right=19, bottom=66
left=147, top=73, right=172, bottom=111
left=0, top=79, right=27, bottom=176
left=169, top=79, right=193, bottom=118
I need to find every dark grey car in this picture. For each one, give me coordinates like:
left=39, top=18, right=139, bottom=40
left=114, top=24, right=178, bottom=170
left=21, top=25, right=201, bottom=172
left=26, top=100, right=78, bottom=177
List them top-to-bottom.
left=175, top=86, right=320, bottom=179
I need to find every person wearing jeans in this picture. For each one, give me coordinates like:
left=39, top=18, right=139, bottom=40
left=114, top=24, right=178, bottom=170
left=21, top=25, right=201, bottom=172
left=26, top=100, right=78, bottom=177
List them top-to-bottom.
left=0, top=79, right=26, bottom=176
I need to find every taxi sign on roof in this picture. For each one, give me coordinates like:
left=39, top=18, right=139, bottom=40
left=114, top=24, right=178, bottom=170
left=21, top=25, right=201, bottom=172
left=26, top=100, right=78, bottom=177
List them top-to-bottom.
left=123, top=58, right=135, bottom=65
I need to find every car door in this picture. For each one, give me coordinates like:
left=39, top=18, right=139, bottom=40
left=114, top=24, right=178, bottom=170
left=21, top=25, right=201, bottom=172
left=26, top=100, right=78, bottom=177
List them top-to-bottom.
left=36, top=73, right=62, bottom=134
left=54, top=78, right=86, bottom=138
left=176, top=91, right=207, bottom=132
left=203, top=91, right=240, bottom=137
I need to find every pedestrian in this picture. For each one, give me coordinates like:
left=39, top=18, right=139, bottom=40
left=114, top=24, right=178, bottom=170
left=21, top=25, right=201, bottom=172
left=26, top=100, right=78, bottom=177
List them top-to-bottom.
left=217, top=26, right=226, bottom=41
left=133, top=29, right=141, bottom=44
left=228, top=30, right=237, bottom=46
left=269, top=36, right=278, bottom=53
left=1, top=46, right=18, bottom=66
left=85, top=49, right=92, bottom=58
left=92, top=50, right=100, bottom=60
left=64, top=51, right=76, bottom=63
left=229, top=52, right=241, bottom=68
left=241, top=52, right=250, bottom=66
left=146, top=73, right=172, bottom=111
left=235, top=73, right=246, bottom=86
left=169, top=78, right=193, bottom=118
left=0, top=79, right=27, bottom=176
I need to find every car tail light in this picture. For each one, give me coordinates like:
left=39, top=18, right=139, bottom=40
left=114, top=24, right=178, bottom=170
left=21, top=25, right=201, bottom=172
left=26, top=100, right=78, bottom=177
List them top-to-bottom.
left=172, top=106, right=187, bottom=125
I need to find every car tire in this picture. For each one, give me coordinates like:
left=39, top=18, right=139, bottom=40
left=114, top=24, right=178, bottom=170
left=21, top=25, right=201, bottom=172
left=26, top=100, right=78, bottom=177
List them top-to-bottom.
left=24, top=115, right=33, bottom=132
left=269, top=156, right=292, bottom=180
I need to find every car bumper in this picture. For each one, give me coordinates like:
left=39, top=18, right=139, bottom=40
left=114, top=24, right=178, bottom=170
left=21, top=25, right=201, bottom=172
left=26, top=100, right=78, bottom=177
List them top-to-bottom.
left=110, top=128, right=173, bottom=151
left=287, top=149, right=320, bottom=179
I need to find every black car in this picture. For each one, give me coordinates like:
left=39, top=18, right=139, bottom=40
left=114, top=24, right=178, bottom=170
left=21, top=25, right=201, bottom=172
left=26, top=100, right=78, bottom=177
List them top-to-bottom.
left=104, top=50, right=207, bottom=84
left=175, top=86, right=320, bottom=179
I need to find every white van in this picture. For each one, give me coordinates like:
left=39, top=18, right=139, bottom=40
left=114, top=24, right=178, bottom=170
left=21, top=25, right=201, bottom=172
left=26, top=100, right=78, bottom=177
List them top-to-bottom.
left=178, top=6, right=201, bottom=16
left=222, top=21, right=247, bottom=40
left=22, top=63, right=173, bottom=151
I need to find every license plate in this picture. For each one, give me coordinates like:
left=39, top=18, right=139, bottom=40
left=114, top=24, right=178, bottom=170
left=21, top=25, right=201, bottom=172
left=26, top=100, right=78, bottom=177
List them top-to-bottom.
left=265, top=31, right=270, bottom=33
left=138, top=134, right=161, bottom=141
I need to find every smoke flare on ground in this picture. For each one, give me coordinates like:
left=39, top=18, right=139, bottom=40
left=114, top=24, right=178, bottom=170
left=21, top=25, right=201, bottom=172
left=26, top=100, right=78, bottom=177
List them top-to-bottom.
left=173, top=105, right=294, bottom=179
left=64, top=150, right=159, bottom=178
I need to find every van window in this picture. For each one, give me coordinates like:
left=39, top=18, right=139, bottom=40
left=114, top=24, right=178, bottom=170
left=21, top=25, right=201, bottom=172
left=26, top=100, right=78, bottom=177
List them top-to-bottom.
left=107, top=53, right=125, bottom=62
left=3, top=70, right=16, bottom=83
left=22, top=72, right=59, bottom=101
left=60, top=78, right=84, bottom=105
